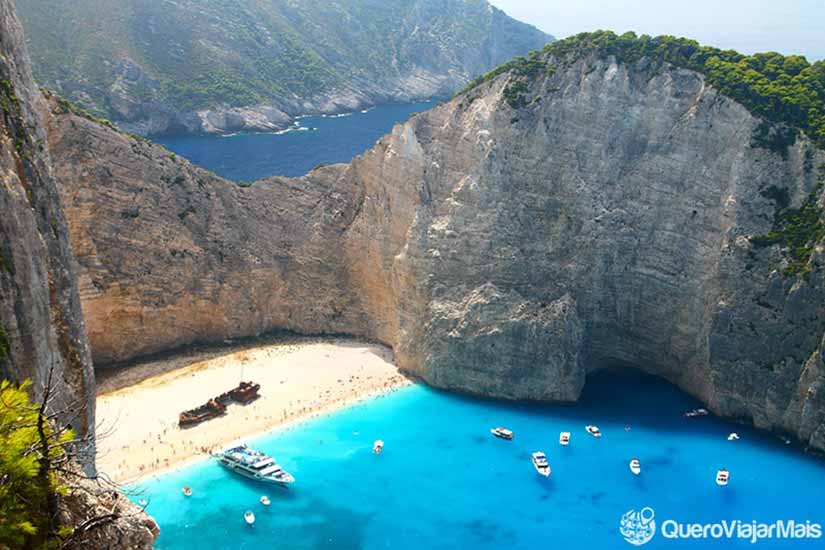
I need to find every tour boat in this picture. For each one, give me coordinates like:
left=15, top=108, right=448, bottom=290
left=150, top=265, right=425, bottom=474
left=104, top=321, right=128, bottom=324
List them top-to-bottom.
left=684, top=408, right=709, bottom=418
left=585, top=425, right=602, bottom=438
left=491, top=427, right=514, bottom=440
left=559, top=432, right=571, bottom=445
left=727, top=432, right=740, bottom=441
left=373, top=440, right=384, bottom=454
left=212, top=444, right=295, bottom=486
left=532, top=452, right=551, bottom=477
left=629, top=458, right=641, bottom=475
left=716, top=469, right=730, bottom=486
left=182, top=486, right=192, bottom=497
left=260, top=495, right=271, bottom=506
left=244, top=511, right=256, bottom=525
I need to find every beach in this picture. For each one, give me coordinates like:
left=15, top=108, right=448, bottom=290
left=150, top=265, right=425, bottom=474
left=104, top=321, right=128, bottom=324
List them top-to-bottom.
left=95, top=337, right=410, bottom=483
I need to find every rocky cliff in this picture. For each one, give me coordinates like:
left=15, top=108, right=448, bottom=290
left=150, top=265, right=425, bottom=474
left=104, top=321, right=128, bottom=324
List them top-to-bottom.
left=18, top=0, right=551, bottom=135
left=0, top=1, right=158, bottom=546
left=48, top=36, right=825, bottom=452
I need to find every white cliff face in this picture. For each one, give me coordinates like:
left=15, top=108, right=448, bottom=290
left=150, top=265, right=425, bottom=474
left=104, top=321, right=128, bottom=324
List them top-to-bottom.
left=49, top=53, right=825, bottom=452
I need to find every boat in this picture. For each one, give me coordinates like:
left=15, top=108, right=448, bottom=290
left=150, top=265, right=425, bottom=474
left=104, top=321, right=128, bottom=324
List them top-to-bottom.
left=179, top=398, right=226, bottom=428
left=684, top=408, right=709, bottom=418
left=585, top=425, right=602, bottom=438
left=490, top=427, right=514, bottom=440
left=559, top=432, right=571, bottom=446
left=727, top=432, right=740, bottom=441
left=373, top=440, right=384, bottom=454
left=212, top=444, right=295, bottom=486
left=532, top=452, right=551, bottom=477
left=629, top=458, right=641, bottom=475
left=716, top=469, right=730, bottom=486
left=182, top=486, right=192, bottom=497
left=260, top=495, right=271, bottom=506
left=138, top=499, right=148, bottom=507
left=244, top=511, right=256, bottom=525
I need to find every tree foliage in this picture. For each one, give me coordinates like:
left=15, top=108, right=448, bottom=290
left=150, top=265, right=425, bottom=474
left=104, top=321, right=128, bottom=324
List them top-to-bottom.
left=0, top=380, right=72, bottom=549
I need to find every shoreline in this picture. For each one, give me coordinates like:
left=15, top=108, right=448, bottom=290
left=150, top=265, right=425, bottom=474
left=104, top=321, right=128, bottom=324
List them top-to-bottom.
left=96, top=337, right=411, bottom=484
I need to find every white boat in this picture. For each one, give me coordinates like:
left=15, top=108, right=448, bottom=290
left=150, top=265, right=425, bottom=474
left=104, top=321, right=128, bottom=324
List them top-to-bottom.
left=684, top=408, right=709, bottom=418
left=585, top=425, right=602, bottom=438
left=491, top=427, right=514, bottom=440
left=559, top=432, right=571, bottom=446
left=727, top=432, right=740, bottom=441
left=373, top=440, right=384, bottom=454
left=212, top=444, right=295, bottom=486
left=532, top=452, right=551, bottom=477
left=629, top=458, right=641, bottom=475
left=716, top=469, right=730, bottom=487
left=182, top=486, right=192, bottom=497
left=260, top=495, right=270, bottom=506
left=244, top=511, right=256, bottom=525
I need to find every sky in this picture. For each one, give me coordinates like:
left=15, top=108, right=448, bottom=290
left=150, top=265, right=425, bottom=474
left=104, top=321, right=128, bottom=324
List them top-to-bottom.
left=489, top=0, right=824, bottom=61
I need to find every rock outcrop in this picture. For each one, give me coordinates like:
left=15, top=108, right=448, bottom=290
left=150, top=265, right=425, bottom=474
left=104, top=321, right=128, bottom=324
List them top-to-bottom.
left=0, top=0, right=94, bottom=460
left=0, top=1, right=158, bottom=546
left=47, top=42, right=825, bottom=452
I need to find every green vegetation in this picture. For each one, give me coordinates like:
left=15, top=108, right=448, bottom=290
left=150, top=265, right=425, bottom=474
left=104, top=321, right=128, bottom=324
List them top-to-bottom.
left=17, top=0, right=550, bottom=121
left=460, top=31, right=825, bottom=150
left=48, top=92, right=119, bottom=132
left=751, top=175, right=825, bottom=276
left=0, top=325, right=9, bottom=361
left=0, top=380, right=73, bottom=548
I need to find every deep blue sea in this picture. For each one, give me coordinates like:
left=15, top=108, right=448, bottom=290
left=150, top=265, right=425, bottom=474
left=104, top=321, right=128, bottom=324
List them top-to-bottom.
left=154, top=102, right=435, bottom=181
left=135, top=371, right=825, bottom=549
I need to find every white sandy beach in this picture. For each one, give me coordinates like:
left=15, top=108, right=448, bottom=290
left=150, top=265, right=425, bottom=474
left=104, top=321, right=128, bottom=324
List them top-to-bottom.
left=95, top=338, right=410, bottom=483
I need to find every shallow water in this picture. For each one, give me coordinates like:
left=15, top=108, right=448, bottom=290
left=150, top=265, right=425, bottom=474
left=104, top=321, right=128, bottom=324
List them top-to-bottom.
left=154, top=102, right=434, bottom=181
left=136, top=371, right=825, bottom=549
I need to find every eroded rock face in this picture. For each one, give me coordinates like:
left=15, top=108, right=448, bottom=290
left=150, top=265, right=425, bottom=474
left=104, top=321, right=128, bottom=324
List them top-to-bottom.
left=0, top=0, right=95, bottom=464
left=48, top=52, right=825, bottom=451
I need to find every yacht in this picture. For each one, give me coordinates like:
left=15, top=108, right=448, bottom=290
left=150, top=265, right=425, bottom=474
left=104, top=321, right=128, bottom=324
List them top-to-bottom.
left=684, top=408, right=709, bottom=418
left=585, top=425, right=602, bottom=438
left=491, top=427, right=514, bottom=440
left=559, top=432, right=571, bottom=446
left=212, top=445, right=295, bottom=486
left=532, top=452, right=551, bottom=477
left=716, top=469, right=730, bottom=487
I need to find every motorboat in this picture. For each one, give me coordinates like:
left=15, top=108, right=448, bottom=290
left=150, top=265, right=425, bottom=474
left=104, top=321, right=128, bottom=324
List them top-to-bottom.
left=684, top=408, right=709, bottom=418
left=585, top=425, right=602, bottom=438
left=491, top=427, right=514, bottom=440
left=559, top=432, right=571, bottom=446
left=727, top=432, right=740, bottom=441
left=373, top=440, right=384, bottom=454
left=212, top=444, right=295, bottom=486
left=532, top=452, right=551, bottom=477
left=629, top=458, right=641, bottom=475
left=716, top=469, right=730, bottom=487
left=182, top=486, right=192, bottom=497
left=260, top=495, right=271, bottom=506
left=244, top=511, right=256, bottom=525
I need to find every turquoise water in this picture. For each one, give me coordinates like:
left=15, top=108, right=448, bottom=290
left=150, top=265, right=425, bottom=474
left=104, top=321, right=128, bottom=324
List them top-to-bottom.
left=155, top=102, right=434, bottom=181
left=136, top=372, right=825, bottom=549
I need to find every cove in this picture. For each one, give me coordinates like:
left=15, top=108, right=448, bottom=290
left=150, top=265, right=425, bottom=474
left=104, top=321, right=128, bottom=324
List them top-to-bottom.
left=154, top=102, right=435, bottom=181
left=133, top=370, right=825, bottom=549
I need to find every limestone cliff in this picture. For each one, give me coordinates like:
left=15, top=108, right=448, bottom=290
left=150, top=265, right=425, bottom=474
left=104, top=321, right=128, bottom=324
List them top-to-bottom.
left=0, top=1, right=158, bottom=546
left=48, top=40, right=825, bottom=452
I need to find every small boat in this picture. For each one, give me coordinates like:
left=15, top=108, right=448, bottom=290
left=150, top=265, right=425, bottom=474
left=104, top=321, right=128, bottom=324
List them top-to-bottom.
left=684, top=408, right=709, bottom=418
left=585, top=425, right=602, bottom=438
left=491, top=427, right=514, bottom=440
left=559, top=432, right=571, bottom=446
left=727, top=432, right=740, bottom=441
left=373, top=440, right=384, bottom=454
left=212, top=444, right=295, bottom=486
left=532, top=452, right=551, bottom=477
left=629, top=458, right=641, bottom=475
left=716, top=469, right=730, bottom=487
left=182, top=486, right=192, bottom=497
left=260, top=495, right=271, bottom=506
left=138, top=499, right=148, bottom=507
left=244, top=511, right=256, bottom=525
